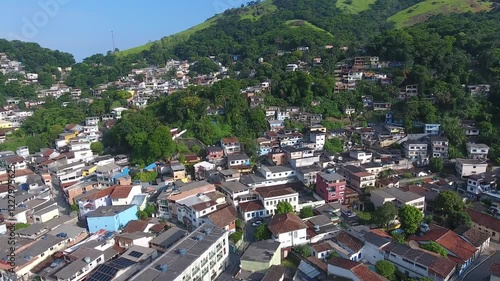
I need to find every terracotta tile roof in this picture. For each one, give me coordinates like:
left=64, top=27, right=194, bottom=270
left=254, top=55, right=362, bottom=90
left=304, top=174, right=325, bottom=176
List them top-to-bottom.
left=64, top=123, right=78, bottom=130
left=222, top=137, right=239, bottom=143
left=0, top=169, right=34, bottom=181
left=353, top=172, right=374, bottom=178
left=167, top=183, right=215, bottom=201
left=110, top=185, right=134, bottom=199
left=400, top=185, right=427, bottom=196
left=79, top=186, right=116, bottom=201
left=256, top=186, right=297, bottom=198
left=191, top=200, right=217, bottom=212
left=239, top=201, right=265, bottom=213
left=207, top=205, right=237, bottom=228
left=467, top=208, right=500, bottom=233
left=268, top=213, right=307, bottom=236
left=122, top=220, right=148, bottom=233
left=149, top=223, right=167, bottom=234
left=411, top=224, right=449, bottom=241
left=412, top=224, right=476, bottom=264
left=461, top=227, right=490, bottom=248
left=370, top=229, right=392, bottom=239
left=335, top=231, right=364, bottom=252
left=436, top=231, right=476, bottom=263
left=311, top=242, right=333, bottom=253
left=428, top=255, right=457, bottom=279
left=307, top=256, right=327, bottom=272
left=328, top=257, right=358, bottom=270
left=328, top=257, right=388, bottom=281
left=490, top=263, right=500, bottom=276
left=351, top=264, right=388, bottom=281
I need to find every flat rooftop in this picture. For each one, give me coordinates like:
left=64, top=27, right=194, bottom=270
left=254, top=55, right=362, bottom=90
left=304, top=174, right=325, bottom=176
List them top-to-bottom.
left=130, top=225, right=226, bottom=281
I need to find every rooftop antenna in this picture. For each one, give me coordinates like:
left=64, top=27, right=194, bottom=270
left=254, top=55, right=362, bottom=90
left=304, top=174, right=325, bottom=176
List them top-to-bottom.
left=111, top=31, right=116, bottom=53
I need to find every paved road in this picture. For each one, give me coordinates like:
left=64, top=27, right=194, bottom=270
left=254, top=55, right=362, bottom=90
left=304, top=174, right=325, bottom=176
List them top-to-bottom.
left=399, top=175, right=436, bottom=185
left=50, top=183, right=71, bottom=215
left=244, top=217, right=271, bottom=242
left=462, top=246, right=499, bottom=281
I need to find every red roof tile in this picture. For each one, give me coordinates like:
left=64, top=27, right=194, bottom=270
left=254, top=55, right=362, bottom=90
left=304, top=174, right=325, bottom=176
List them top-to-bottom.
left=110, top=185, right=134, bottom=199
left=256, top=186, right=296, bottom=198
left=191, top=200, right=217, bottom=212
left=239, top=201, right=265, bottom=213
left=207, top=205, right=237, bottom=228
left=467, top=208, right=500, bottom=233
left=268, top=213, right=307, bottom=236
left=122, top=220, right=148, bottom=233
left=149, top=223, right=167, bottom=234
left=412, top=224, right=476, bottom=264
left=461, top=227, right=490, bottom=248
left=335, top=231, right=364, bottom=252
left=311, top=242, right=332, bottom=253
left=306, top=256, right=327, bottom=272
left=328, top=257, right=358, bottom=270
left=328, top=258, right=388, bottom=281
left=490, top=263, right=500, bottom=276
left=351, top=264, right=388, bottom=281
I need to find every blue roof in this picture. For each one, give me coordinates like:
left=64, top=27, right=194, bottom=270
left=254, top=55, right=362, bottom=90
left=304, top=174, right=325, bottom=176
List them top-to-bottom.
left=144, top=163, right=157, bottom=171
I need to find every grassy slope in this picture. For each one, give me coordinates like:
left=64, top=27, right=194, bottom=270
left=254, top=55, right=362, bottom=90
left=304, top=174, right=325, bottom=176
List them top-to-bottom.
left=118, top=0, right=277, bottom=57
left=240, top=0, right=278, bottom=20
left=336, top=0, right=377, bottom=14
left=388, top=0, right=493, bottom=28
left=117, top=16, right=220, bottom=57
left=285, top=20, right=335, bottom=38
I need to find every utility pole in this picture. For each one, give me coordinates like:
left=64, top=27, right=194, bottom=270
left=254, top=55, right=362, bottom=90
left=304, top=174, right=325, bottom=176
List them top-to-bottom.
left=111, top=31, right=116, bottom=53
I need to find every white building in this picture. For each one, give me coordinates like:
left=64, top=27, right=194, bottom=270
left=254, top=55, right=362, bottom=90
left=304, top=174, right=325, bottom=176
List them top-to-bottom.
left=309, top=132, right=326, bottom=151
left=467, top=143, right=489, bottom=160
left=349, top=151, right=372, bottom=164
left=455, top=159, right=488, bottom=177
left=257, top=186, right=299, bottom=216
left=370, top=188, right=425, bottom=212
left=268, top=213, right=308, bottom=248
left=129, top=225, right=229, bottom=281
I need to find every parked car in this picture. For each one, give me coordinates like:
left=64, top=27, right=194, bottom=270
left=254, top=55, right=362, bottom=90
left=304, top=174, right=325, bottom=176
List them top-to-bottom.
left=252, top=221, right=263, bottom=227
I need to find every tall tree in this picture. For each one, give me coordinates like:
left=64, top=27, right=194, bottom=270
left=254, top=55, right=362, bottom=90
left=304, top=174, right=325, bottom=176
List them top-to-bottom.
left=276, top=201, right=294, bottom=215
left=375, top=203, right=398, bottom=230
left=398, top=205, right=423, bottom=235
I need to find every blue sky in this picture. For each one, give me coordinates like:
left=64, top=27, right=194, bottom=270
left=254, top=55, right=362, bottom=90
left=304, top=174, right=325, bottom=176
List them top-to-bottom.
left=0, top=0, right=245, bottom=61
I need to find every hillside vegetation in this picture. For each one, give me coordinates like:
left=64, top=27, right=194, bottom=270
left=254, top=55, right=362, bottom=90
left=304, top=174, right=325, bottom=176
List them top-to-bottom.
left=118, top=0, right=497, bottom=59
left=336, top=0, right=377, bottom=14
left=388, top=0, right=494, bottom=28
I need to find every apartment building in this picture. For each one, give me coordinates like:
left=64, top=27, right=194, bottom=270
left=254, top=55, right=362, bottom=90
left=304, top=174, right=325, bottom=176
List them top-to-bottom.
left=430, top=136, right=449, bottom=159
left=220, top=137, right=241, bottom=155
left=404, top=140, right=429, bottom=166
left=467, top=143, right=489, bottom=160
left=455, top=159, right=488, bottom=177
left=315, top=172, right=347, bottom=203
left=350, top=172, right=376, bottom=190
left=257, top=186, right=299, bottom=216
left=370, top=188, right=425, bottom=212
left=268, top=213, right=308, bottom=248
left=129, top=225, right=229, bottom=281
left=382, top=242, right=456, bottom=281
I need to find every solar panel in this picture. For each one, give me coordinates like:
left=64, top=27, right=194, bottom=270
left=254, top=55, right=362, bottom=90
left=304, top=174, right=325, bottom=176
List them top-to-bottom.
left=129, top=250, right=143, bottom=258
left=113, top=257, right=135, bottom=268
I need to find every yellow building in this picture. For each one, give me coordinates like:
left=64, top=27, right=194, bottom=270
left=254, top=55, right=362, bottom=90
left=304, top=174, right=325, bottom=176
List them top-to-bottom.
left=0, top=120, right=13, bottom=129
left=58, top=132, right=79, bottom=142
left=82, top=165, right=97, bottom=176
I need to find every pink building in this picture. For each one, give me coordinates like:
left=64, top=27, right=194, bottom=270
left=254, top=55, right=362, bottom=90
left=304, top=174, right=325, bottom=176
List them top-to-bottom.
left=316, top=172, right=346, bottom=203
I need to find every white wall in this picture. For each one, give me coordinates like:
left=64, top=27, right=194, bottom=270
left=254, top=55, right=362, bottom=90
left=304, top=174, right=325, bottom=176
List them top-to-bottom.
left=276, top=228, right=307, bottom=248
left=362, top=243, right=385, bottom=265
left=327, top=265, right=358, bottom=281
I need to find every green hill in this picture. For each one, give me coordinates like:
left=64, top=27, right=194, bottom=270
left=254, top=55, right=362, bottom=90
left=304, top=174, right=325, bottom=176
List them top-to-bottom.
left=107, top=0, right=499, bottom=64
left=336, top=0, right=377, bottom=14
left=388, top=0, right=494, bottom=28
left=117, top=15, right=221, bottom=57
